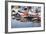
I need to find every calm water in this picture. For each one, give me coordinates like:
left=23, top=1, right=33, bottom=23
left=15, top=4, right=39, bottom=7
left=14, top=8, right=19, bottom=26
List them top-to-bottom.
left=11, top=19, right=41, bottom=28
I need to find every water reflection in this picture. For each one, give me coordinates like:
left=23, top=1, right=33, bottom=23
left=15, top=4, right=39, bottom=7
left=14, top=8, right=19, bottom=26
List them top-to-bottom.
left=11, top=19, right=41, bottom=28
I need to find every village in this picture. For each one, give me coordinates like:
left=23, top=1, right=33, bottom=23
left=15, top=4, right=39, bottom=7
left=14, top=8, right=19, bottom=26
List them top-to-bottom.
left=11, top=6, right=41, bottom=23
